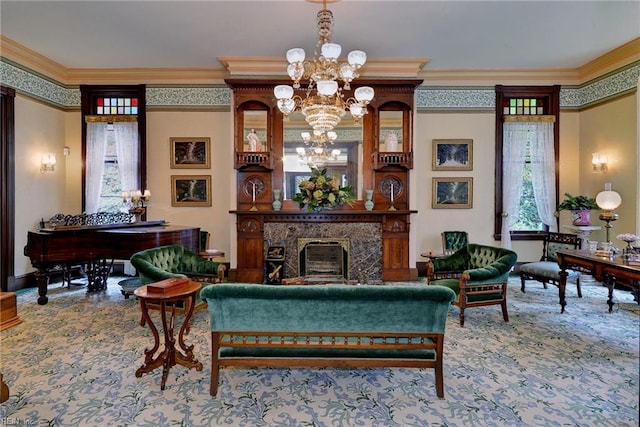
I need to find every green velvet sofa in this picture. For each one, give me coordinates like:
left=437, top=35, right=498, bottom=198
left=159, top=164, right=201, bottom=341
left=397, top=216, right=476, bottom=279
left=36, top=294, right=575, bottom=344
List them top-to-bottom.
left=426, top=243, right=517, bottom=327
left=200, top=283, right=457, bottom=398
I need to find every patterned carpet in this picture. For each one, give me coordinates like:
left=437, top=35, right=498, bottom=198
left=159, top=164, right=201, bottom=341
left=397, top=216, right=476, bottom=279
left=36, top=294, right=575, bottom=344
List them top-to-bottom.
left=0, top=276, right=638, bottom=427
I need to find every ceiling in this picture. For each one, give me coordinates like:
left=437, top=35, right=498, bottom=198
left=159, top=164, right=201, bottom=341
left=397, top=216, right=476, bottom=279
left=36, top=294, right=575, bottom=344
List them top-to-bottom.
left=1, top=0, right=639, bottom=73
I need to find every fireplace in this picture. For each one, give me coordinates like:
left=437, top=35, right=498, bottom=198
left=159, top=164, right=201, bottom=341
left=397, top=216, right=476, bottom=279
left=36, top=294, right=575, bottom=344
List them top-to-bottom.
left=298, top=238, right=349, bottom=282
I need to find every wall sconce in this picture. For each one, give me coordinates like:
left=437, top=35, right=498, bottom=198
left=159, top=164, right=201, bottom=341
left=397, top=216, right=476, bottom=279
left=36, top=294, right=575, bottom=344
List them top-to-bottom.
left=592, top=152, right=608, bottom=173
left=40, top=153, right=56, bottom=173
left=596, top=183, right=622, bottom=243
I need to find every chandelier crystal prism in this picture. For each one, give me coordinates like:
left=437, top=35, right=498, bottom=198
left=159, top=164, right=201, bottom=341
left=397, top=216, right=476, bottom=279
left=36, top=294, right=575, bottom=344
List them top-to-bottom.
left=274, top=1, right=374, bottom=134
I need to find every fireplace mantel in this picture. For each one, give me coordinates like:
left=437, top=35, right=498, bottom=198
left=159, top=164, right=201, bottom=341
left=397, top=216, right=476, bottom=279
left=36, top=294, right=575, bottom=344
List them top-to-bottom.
left=231, top=209, right=418, bottom=283
left=231, top=209, right=416, bottom=222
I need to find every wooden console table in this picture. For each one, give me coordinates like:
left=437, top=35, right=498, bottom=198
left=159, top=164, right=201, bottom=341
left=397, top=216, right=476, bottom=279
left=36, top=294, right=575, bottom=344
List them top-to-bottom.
left=557, top=249, right=640, bottom=313
left=134, top=281, right=203, bottom=390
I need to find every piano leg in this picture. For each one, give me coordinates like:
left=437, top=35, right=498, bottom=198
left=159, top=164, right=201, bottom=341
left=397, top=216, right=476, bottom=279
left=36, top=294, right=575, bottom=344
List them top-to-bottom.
left=85, top=259, right=113, bottom=292
left=35, top=269, right=50, bottom=305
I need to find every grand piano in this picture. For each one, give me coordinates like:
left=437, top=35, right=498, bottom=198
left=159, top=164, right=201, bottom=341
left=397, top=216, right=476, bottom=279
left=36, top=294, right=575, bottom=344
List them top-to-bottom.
left=24, top=220, right=199, bottom=305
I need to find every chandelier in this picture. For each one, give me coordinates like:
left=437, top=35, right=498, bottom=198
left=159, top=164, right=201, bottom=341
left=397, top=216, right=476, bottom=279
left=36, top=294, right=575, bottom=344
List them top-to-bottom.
left=273, top=1, right=374, bottom=135
left=295, top=130, right=341, bottom=167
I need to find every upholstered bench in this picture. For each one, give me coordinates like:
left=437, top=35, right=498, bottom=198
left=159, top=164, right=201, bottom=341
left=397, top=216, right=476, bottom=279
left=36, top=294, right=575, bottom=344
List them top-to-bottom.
left=520, top=232, right=582, bottom=297
left=200, top=283, right=456, bottom=398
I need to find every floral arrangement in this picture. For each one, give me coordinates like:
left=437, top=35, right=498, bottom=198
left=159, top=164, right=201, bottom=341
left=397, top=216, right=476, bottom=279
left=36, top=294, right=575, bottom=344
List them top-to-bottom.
left=292, top=167, right=355, bottom=212
left=616, top=233, right=639, bottom=243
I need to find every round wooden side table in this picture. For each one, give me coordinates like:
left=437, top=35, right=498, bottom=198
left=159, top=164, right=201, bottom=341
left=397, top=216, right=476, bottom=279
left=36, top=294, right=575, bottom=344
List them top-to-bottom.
left=134, top=280, right=203, bottom=390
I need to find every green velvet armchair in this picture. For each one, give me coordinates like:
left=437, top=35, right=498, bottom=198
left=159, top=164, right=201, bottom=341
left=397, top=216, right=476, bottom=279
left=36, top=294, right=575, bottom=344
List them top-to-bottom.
left=441, top=231, right=469, bottom=255
left=426, top=243, right=517, bottom=326
left=130, top=244, right=226, bottom=285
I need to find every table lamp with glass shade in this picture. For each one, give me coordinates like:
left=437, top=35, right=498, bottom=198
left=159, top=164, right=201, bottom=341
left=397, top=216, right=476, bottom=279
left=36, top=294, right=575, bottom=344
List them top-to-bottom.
left=595, top=183, right=622, bottom=243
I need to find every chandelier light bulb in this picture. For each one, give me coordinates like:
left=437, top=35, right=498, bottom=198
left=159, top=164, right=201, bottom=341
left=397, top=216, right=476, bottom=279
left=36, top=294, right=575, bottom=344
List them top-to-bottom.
left=321, top=43, right=341, bottom=60
left=286, top=48, right=305, bottom=64
left=347, top=50, right=367, bottom=67
left=287, top=63, right=304, bottom=81
left=340, top=64, right=355, bottom=80
left=317, top=80, right=338, bottom=96
left=274, top=85, right=294, bottom=100
left=354, top=86, right=374, bottom=103
left=278, top=98, right=296, bottom=114
left=349, top=103, right=364, bottom=117
left=327, top=131, right=337, bottom=141
left=301, top=132, right=311, bottom=141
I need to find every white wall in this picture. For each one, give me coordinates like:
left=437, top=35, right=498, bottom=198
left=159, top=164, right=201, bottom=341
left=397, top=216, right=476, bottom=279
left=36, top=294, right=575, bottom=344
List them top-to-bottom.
left=14, top=95, right=68, bottom=276
left=145, top=110, right=234, bottom=256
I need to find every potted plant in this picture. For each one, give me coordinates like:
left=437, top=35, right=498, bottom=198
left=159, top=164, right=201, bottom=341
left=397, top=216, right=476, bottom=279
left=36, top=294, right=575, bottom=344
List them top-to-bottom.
left=556, top=193, right=598, bottom=225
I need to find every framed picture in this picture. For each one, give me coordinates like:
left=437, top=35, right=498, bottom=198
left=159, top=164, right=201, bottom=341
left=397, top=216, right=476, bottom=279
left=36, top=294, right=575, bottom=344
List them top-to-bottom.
left=170, top=137, right=211, bottom=168
left=432, top=139, right=473, bottom=171
left=171, top=175, right=211, bottom=207
left=432, top=177, right=473, bottom=209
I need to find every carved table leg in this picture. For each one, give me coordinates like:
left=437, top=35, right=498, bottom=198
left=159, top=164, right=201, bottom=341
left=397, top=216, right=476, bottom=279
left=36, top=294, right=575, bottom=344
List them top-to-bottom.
left=558, top=268, right=568, bottom=313
left=603, top=272, right=616, bottom=313
left=175, top=296, right=203, bottom=372
left=135, top=300, right=163, bottom=378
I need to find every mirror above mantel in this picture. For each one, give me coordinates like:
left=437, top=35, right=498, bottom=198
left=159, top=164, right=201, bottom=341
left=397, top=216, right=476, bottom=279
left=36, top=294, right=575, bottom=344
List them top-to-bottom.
left=282, top=112, right=363, bottom=200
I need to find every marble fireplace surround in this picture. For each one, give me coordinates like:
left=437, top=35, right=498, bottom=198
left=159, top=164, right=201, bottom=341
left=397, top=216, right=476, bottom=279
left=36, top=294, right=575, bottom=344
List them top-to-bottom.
left=264, top=222, right=383, bottom=283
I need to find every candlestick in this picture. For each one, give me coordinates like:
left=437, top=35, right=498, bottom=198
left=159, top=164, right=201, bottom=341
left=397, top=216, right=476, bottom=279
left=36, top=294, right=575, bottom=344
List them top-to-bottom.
left=252, top=183, right=256, bottom=202
left=390, top=183, right=394, bottom=202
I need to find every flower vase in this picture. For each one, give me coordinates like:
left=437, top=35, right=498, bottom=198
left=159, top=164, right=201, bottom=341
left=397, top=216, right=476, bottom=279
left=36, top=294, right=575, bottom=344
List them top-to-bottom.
left=272, top=189, right=282, bottom=211
left=364, top=189, right=374, bottom=211
left=570, top=210, right=591, bottom=226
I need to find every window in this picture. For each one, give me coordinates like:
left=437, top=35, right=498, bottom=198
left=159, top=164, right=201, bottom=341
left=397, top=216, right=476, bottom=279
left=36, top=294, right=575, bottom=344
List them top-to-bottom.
left=80, top=85, right=146, bottom=215
left=494, top=86, right=560, bottom=245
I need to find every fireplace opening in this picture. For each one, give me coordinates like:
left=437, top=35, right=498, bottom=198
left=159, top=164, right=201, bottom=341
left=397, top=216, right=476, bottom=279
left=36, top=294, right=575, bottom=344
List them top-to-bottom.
left=298, top=238, right=349, bottom=283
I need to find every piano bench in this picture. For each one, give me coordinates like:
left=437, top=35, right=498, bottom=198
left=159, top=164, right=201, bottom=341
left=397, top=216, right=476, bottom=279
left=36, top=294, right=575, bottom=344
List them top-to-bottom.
left=119, top=277, right=141, bottom=299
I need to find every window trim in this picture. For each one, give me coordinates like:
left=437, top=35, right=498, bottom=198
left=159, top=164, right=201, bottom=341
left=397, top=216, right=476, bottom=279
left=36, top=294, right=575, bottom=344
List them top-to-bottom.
left=80, top=85, right=147, bottom=214
left=494, top=85, right=560, bottom=241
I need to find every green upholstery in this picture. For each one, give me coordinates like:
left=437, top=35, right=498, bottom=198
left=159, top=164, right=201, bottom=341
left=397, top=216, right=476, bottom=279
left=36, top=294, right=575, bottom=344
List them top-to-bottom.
left=441, top=231, right=469, bottom=254
left=520, top=232, right=582, bottom=296
left=427, top=243, right=517, bottom=326
left=130, top=244, right=225, bottom=285
left=200, top=283, right=457, bottom=398
left=201, top=284, right=456, bottom=333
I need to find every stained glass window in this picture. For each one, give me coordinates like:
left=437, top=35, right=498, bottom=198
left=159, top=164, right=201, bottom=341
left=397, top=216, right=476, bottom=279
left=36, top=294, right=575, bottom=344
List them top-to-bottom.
left=95, top=97, right=138, bottom=115
left=503, top=98, right=545, bottom=115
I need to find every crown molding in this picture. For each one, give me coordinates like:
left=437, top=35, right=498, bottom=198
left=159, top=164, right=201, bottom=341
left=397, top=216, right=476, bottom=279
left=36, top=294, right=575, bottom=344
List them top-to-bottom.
left=2, top=33, right=637, bottom=86
left=0, top=35, right=68, bottom=82
left=578, top=37, right=640, bottom=82
left=218, top=57, right=430, bottom=79
left=419, top=68, right=582, bottom=86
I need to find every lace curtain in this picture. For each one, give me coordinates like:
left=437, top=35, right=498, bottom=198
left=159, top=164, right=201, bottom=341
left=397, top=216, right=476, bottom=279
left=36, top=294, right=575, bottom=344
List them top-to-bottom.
left=86, top=120, right=140, bottom=214
left=501, top=121, right=556, bottom=249
left=529, top=121, right=557, bottom=233
left=85, top=122, right=107, bottom=213
left=114, top=122, right=140, bottom=193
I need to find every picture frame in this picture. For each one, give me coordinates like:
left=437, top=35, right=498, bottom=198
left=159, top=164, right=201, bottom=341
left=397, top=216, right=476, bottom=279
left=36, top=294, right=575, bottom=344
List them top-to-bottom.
left=170, top=137, right=211, bottom=169
left=432, top=139, right=473, bottom=171
left=171, top=175, right=212, bottom=207
left=432, top=177, right=473, bottom=209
